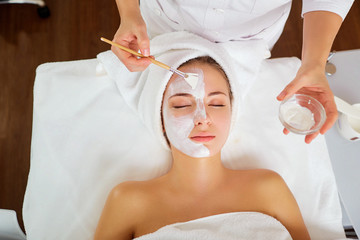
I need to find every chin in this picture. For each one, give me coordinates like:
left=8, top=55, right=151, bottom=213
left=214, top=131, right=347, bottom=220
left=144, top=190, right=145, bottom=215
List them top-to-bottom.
left=204, top=142, right=224, bottom=156
left=205, top=147, right=222, bottom=158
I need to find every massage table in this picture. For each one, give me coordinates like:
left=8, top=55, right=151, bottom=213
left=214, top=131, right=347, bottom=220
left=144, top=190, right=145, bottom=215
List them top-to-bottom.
left=1, top=33, right=358, bottom=239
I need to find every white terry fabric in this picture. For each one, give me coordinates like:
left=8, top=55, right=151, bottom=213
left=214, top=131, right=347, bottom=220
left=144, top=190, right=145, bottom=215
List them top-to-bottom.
left=302, top=0, right=354, bottom=20
left=23, top=32, right=346, bottom=239
left=134, top=212, right=292, bottom=240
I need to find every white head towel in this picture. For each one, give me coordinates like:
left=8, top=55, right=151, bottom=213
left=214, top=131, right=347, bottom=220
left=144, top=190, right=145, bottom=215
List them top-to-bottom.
left=97, top=31, right=270, bottom=149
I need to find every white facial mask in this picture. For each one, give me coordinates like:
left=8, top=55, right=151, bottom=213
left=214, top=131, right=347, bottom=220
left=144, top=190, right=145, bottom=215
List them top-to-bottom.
left=163, top=68, right=210, bottom=158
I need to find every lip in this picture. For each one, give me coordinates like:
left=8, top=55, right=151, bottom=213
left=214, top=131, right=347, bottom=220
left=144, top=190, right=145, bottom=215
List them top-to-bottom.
left=190, top=135, right=215, bottom=142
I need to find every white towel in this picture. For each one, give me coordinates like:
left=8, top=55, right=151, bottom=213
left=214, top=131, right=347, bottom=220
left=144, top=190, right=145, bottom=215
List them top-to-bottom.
left=134, top=212, right=292, bottom=240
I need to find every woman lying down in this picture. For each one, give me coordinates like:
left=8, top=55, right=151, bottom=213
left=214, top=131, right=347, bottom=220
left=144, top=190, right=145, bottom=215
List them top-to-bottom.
left=94, top=56, right=310, bottom=240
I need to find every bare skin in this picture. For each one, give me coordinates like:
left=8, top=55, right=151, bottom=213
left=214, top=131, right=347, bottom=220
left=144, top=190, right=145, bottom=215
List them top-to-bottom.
left=94, top=61, right=310, bottom=240
left=94, top=151, right=310, bottom=240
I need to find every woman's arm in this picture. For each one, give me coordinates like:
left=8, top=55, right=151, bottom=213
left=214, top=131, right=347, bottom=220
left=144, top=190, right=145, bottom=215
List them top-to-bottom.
left=112, top=0, right=151, bottom=71
left=115, top=0, right=141, bottom=20
left=278, top=11, right=343, bottom=143
left=302, top=11, right=343, bottom=68
left=94, top=183, right=140, bottom=240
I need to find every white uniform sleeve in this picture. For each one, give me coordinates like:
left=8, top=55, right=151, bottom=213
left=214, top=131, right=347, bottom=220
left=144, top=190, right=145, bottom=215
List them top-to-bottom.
left=302, top=0, right=354, bottom=20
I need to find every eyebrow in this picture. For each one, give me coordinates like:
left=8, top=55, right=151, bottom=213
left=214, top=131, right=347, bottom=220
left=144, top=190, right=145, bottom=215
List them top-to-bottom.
left=169, top=91, right=227, bottom=99
left=208, top=91, right=227, bottom=97
left=169, top=93, right=192, bottom=99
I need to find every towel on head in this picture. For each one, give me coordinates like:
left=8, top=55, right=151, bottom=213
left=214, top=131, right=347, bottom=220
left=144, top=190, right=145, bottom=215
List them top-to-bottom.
left=97, top=31, right=270, bottom=149
left=134, top=212, right=292, bottom=240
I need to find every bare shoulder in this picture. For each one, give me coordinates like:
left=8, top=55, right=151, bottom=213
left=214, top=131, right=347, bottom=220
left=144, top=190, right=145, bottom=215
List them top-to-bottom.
left=234, top=168, right=285, bottom=186
left=230, top=169, right=290, bottom=213
left=238, top=169, right=310, bottom=239
left=242, top=169, right=289, bottom=198
left=251, top=169, right=285, bottom=186
left=108, top=180, right=159, bottom=217
left=94, top=181, right=155, bottom=240
left=110, top=181, right=152, bottom=202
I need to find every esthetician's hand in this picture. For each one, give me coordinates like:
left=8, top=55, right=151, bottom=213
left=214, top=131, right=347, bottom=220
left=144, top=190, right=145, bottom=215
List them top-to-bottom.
left=112, top=15, right=152, bottom=72
left=277, top=64, right=338, bottom=144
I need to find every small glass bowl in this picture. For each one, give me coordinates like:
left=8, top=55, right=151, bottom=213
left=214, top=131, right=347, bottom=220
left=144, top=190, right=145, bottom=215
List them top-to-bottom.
left=279, top=94, right=326, bottom=135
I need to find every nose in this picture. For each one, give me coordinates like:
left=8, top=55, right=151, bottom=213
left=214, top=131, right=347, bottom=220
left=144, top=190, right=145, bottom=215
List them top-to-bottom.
left=193, top=100, right=211, bottom=126
left=194, top=116, right=211, bottom=126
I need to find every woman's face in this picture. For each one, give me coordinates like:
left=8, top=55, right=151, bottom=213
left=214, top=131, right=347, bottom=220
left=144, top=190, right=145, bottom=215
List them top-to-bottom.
left=162, top=63, right=232, bottom=158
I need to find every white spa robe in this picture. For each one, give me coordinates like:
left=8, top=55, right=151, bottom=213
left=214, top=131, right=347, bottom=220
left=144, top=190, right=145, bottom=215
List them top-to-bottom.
left=140, top=0, right=354, bottom=49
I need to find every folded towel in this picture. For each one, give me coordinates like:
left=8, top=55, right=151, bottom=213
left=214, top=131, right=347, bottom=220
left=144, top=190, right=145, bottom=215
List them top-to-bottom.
left=134, top=212, right=292, bottom=240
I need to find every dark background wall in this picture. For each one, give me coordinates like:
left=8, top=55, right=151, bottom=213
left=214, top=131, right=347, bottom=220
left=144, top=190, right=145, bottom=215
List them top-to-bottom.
left=0, top=0, right=359, bottom=233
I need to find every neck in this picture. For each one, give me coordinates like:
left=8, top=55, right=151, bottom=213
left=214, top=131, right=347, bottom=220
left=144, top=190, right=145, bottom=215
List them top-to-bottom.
left=166, top=146, right=228, bottom=194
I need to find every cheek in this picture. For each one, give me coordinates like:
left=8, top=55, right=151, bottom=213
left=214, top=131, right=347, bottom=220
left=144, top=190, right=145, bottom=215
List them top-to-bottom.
left=168, top=107, right=196, bottom=118
left=211, top=107, right=231, bottom=124
left=211, top=108, right=232, bottom=135
left=163, top=109, right=195, bottom=137
left=167, top=114, right=193, bottom=129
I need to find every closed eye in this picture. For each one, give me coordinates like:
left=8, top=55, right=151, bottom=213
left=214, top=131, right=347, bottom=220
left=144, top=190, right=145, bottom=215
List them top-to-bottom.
left=209, top=104, right=225, bottom=107
left=173, top=105, right=192, bottom=109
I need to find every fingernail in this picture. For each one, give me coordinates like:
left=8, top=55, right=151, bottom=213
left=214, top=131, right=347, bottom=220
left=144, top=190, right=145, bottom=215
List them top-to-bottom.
left=143, top=49, right=150, bottom=57
left=277, top=92, right=286, bottom=100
